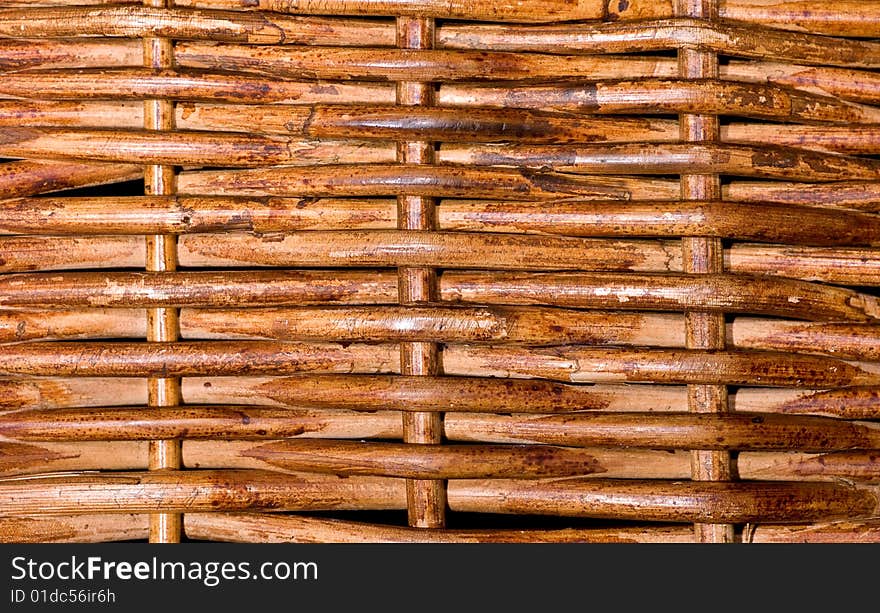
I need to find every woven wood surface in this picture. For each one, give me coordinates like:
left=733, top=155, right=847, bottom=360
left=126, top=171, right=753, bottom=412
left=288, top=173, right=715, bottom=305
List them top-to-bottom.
left=2, top=0, right=880, bottom=543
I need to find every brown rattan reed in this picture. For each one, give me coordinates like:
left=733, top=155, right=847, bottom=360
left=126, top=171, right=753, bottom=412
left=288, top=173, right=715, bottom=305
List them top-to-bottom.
left=1, top=0, right=880, bottom=544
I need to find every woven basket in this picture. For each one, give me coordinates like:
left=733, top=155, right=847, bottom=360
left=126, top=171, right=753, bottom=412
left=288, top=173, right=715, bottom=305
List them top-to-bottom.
left=1, top=0, right=880, bottom=544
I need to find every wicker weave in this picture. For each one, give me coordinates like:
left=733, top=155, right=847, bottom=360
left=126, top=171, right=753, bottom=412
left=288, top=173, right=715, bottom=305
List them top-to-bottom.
left=1, top=0, right=880, bottom=544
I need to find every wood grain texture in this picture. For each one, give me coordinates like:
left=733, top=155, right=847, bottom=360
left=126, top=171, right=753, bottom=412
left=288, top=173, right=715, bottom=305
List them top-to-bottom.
left=3, top=0, right=880, bottom=544
left=8, top=0, right=880, bottom=35
left=142, top=0, right=182, bottom=545
left=170, top=0, right=606, bottom=22
left=675, top=0, right=732, bottom=543
left=0, top=6, right=394, bottom=45
left=439, top=18, right=880, bottom=68
left=175, top=43, right=661, bottom=82
left=5, top=50, right=880, bottom=108
left=0, top=68, right=394, bottom=104
left=6, top=70, right=879, bottom=124
left=439, top=79, right=880, bottom=124
left=12, top=96, right=880, bottom=144
left=0, top=127, right=393, bottom=167
left=440, top=143, right=880, bottom=182
left=0, top=160, right=141, bottom=199
left=177, top=164, right=677, bottom=199
left=726, top=180, right=880, bottom=212
left=3, top=197, right=879, bottom=248
left=177, top=231, right=682, bottom=271
left=7, top=235, right=880, bottom=285
left=2, top=270, right=877, bottom=321
left=441, top=272, right=880, bottom=321
left=178, top=306, right=686, bottom=345
left=6, top=309, right=880, bottom=362
left=0, top=341, right=399, bottom=377
left=0, top=342, right=874, bottom=387
left=441, top=345, right=879, bottom=387
left=184, top=374, right=649, bottom=413
left=0, top=376, right=865, bottom=420
left=0, top=406, right=403, bottom=442
left=6, top=408, right=880, bottom=453
left=439, top=412, right=880, bottom=452
left=8, top=439, right=880, bottom=484
left=242, top=439, right=603, bottom=478
left=0, top=469, right=407, bottom=515
left=2, top=470, right=875, bottom=524
left=446, top=478, right=879, bottom=523
left=0, top=514, right=149, bottom=543
left=185, top=515, right=880, bottom=543
left=748, top=521, right=880, bottom=543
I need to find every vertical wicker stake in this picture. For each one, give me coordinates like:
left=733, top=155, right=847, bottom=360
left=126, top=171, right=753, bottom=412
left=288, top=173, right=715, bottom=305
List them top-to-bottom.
left=143, top=0, right=183, bottom=543
left=675, top=0, right=735, bottom=543
left=396, top=15, right=447, bottom=529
